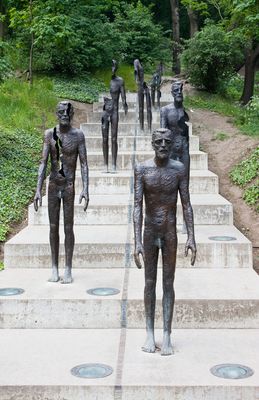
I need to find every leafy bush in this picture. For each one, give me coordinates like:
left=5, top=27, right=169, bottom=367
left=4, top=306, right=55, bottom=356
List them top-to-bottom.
left=182, top=24, right=245, bottom=92
left=0, top=40, right=12, bottom=81
left=53, top=75, right=106, bottom=103
left=0, top=77, right=58, bottom=242
left=229, top=147, right=259, bottom=187
left=243, top=183, right=259, bottom=211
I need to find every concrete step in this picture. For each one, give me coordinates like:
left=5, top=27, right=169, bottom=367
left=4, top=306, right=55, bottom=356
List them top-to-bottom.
left=98, top=92, right=173, bottom=103
left=93, top=100, right=171, bottom=111
left=87, top=110, right=160, bottom=124
left=81, top=122, right=159, bottom=136
left=85, top=134, right=199, bottom=152
left=85, top=150, right=207, bottom=170
left=73, top=169, right=218, bottom=195
left=27, top=193, right=233, bottom=226
left=4, top=225, right=251, bottom=270
left=0, top=268, right=258, bottom=328
left=1, top=328, right=258, bottom=399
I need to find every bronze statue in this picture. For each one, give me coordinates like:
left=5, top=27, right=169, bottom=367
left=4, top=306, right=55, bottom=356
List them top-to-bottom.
left=134, top=59, right=152, bottom=131
left=101, top=60, right=127, bottom=173
left=150, top=62, right=163, bottom=109
left=160, top=81, right=190, bottom=233
left=34, top=101, right=89, bottom=284
left=133, top=128, right=196, bottom=356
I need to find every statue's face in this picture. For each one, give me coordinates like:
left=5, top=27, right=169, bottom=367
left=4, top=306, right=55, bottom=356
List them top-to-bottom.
left=172, top=83, right=183, bottom=103
left=56, top=102, right=73, bottom=126
left=152, top=130, right=172, bottom=159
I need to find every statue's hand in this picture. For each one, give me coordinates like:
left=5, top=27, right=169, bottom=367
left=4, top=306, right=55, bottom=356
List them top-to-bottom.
left=124, top=103, right=128, bottom=115
left=34, top=190, right=42, bottom=212
left=79, top=191, right=89, bottom=212
left=185, top=237, right=197, bottom=266
left=134, top=243, right=145, bottom=269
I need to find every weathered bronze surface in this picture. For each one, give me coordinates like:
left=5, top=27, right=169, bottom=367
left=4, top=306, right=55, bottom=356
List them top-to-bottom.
left=134, top=59, right=152, bottom=131
left=101, top=60, right=128, bottom=173
left=34, top=101, right=89, bottom=283
left=133, top=128, right=196, bottom=355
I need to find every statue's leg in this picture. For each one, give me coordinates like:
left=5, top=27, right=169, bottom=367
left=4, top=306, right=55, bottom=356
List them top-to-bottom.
left=151, top=87, right=155, bottom=108
left=138, top=89, right=144, bottom=131
left=157, top=89, right=161, bottom=109
left=146, top=92, right=152, bottom=132
left=111, top=112, right=118, bottom=172
left=101, top=116, right=109, bottom=172
left=48, top=183, right=61, bottom=282
left=61, top=183, right=75, bottom=284
left=142, top=228, right=159, bottom=353
left=161, top=232, right=177, bottom=355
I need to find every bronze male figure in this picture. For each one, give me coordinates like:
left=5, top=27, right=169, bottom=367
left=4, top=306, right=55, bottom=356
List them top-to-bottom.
left=101, top=59, right=128, bottom=173
left=150, top=63, right=163, bottom=109
left=34, top=101, right=89, bottom=283
left=133, top=128, right=196, bottom=355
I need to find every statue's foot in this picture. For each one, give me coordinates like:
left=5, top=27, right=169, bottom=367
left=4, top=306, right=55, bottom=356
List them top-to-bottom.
left=102, top=165, right=109, bottom=174
left=110, top=165, right=117, bottom=174
left=48, top=267, right=60, bottom=283
left=61, top=267, right=73, bottom=284
left=161, top=332, right=173, bottom=356
left=141, top=334, right=157, bottom=353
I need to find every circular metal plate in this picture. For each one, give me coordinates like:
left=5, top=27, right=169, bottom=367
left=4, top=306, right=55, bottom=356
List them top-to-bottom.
left=209, top=236, right=237, bottom=241
left=87, top=287, right=120, bottom=296
left=0, top=288, right=25, bottom=296
left=71, top=363, right=113, bottom=379
left=210, top=364, right=254, bottom=379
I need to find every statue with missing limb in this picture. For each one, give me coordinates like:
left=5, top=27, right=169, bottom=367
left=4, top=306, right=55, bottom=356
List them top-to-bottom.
left=101, top=59, right=128, bottom=173
left=134, top=59, right=152, bottom=131
left=160, top=81, right=190, bottom=233
left=34, top=101, right=89, bottom=284
left=133, top=128, right=196, bottom=356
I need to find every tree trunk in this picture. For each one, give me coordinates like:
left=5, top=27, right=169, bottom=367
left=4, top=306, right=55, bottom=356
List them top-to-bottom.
left=29, top=0, right=33, bottom=87
left=170, top=0, right=180, bottom=74
left=0, top=2, right=5, bottom=39
left=187, top=8, right=198, bottom=38
left=240, top=43, right=259, bottom=105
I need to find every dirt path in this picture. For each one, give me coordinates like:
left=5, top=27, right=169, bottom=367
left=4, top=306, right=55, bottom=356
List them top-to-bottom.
left=190, top=109, right=259, bottom=271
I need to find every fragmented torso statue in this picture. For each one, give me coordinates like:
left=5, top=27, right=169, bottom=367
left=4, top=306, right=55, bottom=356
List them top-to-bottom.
left=134, top=59, right=152, bottom=131
left=101, top=60, right=128, bottom=173
left=150, top=62, right=163, bottom=109
left=34, top=101, right=89, bottom=283
left=133, top=128, right=196, bottom=356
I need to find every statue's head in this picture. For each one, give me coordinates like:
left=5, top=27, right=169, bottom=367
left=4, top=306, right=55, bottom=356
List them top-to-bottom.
left=112, top=59, right=117, bottom=76
left=134, top=59, right=144, bottom=84
left=171, top=81, right=183, bottom=104
left=103, top=97, right=113, bottom=113
left=56, top=101, right=74, bottom=126
left=152, top=128, right=172, bottom=160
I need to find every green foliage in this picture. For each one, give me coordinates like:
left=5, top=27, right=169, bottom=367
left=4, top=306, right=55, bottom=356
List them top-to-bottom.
left=114, top=1, right=171, bottom=66
left=182, top=24, right=245, bottom=92
left=0, top=40, right=12, bottom=81
left=94, top=64, right=137, bottom=92
left=0, top=77, right=58, bottom=242
left=229, top=147, right=259, bottom=186
left=243, top=183, right=259, bottom=211
left=0, top=261, right=4, bottom=271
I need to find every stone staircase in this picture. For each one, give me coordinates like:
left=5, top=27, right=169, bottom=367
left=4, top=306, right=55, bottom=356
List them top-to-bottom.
left=2, top=92, right=259, bottom=399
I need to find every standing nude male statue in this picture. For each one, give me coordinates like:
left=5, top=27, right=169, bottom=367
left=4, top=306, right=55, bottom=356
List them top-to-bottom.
left=101, top=59, right=128, bottom=173
left=150, top=62, right=163, bottom=109
left=34, top=101, right=89, bottom=283
left=133, top=128, right=196, bottom=355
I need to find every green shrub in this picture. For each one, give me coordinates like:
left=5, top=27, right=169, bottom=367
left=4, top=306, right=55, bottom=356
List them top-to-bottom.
left=182, top=24, right=245, bottom=92
left=0, top=40, right=13, bottom=81
left=53, top=75, right=106, bottom=103
left=229, top=147, right=259, bottom=187
left=243, top=182, right=259, bottom=211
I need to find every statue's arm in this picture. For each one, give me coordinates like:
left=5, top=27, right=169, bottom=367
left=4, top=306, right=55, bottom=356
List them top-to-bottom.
left=120, top=79, right=128, bottom=115
left=160, top=107, right=167, bottom=128
left=34, top=130, right=50, bottom=211
left=78, top=130, right=89, bottom=211
left=133, top=163, right=145, bottom=269
left=178, top=171, right=196, bottom=265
